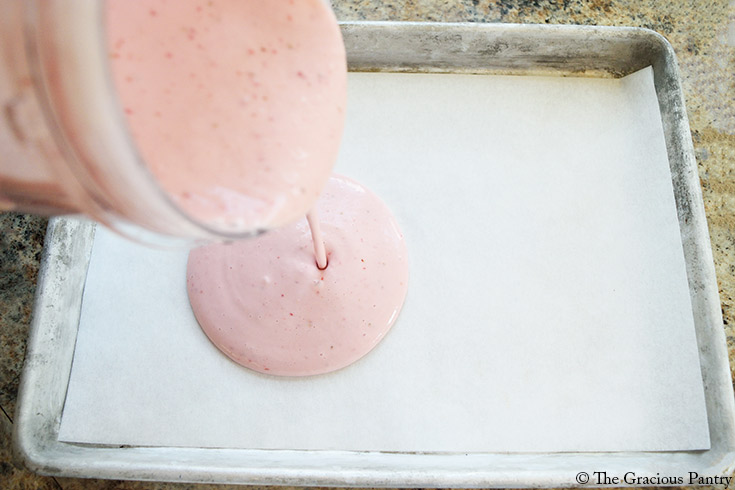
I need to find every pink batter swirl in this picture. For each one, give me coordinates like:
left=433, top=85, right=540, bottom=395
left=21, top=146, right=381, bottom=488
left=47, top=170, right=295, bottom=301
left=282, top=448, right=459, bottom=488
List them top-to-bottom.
left=106, top=0, right=347, bottom=232
left=187, top=175, right=409, bottom=376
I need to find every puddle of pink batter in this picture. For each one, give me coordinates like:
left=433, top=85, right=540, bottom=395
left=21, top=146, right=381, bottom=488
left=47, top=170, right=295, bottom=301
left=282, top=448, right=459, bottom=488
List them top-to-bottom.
left=106, top=0, right=346, bottom=232
left=187, top=175, right=409, bottom=376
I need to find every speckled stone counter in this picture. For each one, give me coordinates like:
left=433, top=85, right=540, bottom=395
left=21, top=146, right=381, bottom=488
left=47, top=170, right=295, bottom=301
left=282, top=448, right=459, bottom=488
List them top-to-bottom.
left=1, top=1, right=733, bottom=489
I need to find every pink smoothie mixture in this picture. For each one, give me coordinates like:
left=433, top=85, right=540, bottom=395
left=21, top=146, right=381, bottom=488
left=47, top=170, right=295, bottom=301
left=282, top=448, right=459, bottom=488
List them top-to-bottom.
left=106, top=0, right=347, bottom=231
left=108, top=1, right=408, bottom=376
left=187, top=175, right=409, bottom=376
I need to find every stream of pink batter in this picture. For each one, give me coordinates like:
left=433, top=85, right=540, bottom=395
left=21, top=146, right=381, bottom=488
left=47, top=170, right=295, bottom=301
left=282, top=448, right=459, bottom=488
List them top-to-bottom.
left=106, top=0, right=346, bottom=232
left=108, top=1, right=408, bottom=376
left=187, top=175, right=409, bottom=376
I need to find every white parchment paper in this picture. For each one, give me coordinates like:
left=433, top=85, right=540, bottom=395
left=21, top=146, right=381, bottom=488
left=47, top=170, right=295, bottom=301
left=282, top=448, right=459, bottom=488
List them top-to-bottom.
left=58, top=68, right=710, bottom=452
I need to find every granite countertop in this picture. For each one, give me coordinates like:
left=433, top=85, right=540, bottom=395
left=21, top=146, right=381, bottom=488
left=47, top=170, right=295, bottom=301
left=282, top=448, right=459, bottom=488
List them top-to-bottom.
left=1, top=1, right=733, bottom=489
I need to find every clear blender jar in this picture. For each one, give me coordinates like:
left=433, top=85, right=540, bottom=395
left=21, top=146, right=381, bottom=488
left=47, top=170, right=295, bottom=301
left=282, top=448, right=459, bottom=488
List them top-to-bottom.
left=0, top=0, right=345, bottom=243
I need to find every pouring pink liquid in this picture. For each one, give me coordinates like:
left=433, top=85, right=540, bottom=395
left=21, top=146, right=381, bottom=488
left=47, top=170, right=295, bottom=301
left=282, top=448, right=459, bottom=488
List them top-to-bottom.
left=1, top=1, right=409, bottom=375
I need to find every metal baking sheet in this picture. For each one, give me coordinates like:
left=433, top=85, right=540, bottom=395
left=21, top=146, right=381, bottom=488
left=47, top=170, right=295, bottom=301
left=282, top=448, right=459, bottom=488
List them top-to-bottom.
left=14, top=22, right=735, bottom=487
left=55, top=66, right=710, bottom=454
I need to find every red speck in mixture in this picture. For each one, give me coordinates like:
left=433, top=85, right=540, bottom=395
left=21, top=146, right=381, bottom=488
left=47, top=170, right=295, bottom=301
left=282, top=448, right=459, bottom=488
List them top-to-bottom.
left=149, top=9, right=157, bottom=16
left=287, top=14, right=293, bottom=21
left=165, top=52, right=173, bottom=59
left=297, top=71, right=306, bottom=79
left=124, top=108, right=133, bottom=115
left=281, top=294, right=285, bottom=297
left=289, top=313, right=294, bottom=316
